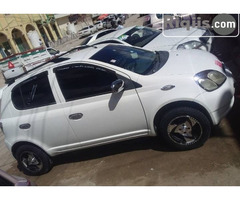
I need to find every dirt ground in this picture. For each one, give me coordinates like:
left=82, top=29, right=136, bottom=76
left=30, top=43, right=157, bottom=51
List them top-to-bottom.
left=0, top=15, right=240, bottom=186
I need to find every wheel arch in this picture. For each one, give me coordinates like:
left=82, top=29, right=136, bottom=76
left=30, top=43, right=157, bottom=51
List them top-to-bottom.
left=153, top=100, right=213, bottom=133
left=12, top=141, right=50, bottom=158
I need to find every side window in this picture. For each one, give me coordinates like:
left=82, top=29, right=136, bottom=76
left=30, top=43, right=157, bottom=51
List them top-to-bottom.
left=54, top=64, right=118, bottom=102
left=12, top=71, right=56, bottom=110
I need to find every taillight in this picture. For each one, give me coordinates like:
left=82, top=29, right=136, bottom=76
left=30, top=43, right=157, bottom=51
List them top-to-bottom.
left=8, top=61, right=15, bottom=69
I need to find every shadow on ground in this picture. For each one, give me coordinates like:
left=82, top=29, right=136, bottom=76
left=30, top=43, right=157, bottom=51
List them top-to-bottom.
left=52, top=136, right=173, bottom=166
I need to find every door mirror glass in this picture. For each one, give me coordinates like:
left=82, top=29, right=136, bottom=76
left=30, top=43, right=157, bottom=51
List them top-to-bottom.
left=111, top=79, right=124, bottom=93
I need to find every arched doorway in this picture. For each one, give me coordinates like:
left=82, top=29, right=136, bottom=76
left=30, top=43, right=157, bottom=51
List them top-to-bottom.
left=26, top=24, right=35, bottom=32
left=12, top=28, right=30, bottom=52
left=0, top=32, right=15, bottom=58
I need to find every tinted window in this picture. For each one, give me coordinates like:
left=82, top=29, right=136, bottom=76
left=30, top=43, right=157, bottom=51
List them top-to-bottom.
left=156, top=14, right=163, bottom=19
left=117, top=26, right=161, bottom=47
left=81, top=27, right=88, bottom=31
left=96, top=30, right=116, bottom=39
left=80, top=36, right=93, bottom=45
left=91, top=45, right=156, bottom=75
left=47, top=48, right=58, bottom=55
left=54, top=64, right=118, bottom=101
left=12, top=71, right=56, bottom=110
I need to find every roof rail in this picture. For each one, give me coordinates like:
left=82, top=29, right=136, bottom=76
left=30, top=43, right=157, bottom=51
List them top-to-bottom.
left=7, top=45, right=97, bottom=85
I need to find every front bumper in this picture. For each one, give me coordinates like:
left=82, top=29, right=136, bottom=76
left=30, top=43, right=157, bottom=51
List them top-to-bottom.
left=194, top=70, right=235, bottom=125
left=210, top=95, right=235, bottom=125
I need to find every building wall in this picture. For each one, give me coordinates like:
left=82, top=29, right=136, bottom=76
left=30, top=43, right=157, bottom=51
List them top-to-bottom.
left=0, top=14, right=62, bottom=59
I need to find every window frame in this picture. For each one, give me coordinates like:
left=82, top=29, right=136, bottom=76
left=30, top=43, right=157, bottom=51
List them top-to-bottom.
left=53, top=63, right=120, bottom=102
left=11, top=71, right=57, bottom=110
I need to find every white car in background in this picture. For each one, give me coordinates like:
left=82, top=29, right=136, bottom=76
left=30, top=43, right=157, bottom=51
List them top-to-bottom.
left=94, top=21, right=104, bottom=30
left=78, top=25, right=98, bottom=38
left=90, top=26, right=213, bottom=51
left=80, top=29, right=116, bottom=45
left=0, top=44, right=234, bottom=176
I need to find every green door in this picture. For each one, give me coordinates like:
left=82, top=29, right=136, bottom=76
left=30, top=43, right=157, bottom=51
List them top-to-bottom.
left=15, top=38, right=27, bottom=52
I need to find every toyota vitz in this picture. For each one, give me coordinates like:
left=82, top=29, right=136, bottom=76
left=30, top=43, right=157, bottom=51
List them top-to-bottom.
left=0, top=44, right=235, bottom=176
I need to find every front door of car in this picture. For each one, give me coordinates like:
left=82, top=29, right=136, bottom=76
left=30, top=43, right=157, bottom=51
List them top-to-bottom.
left=53, top=63, right=148, bottom=146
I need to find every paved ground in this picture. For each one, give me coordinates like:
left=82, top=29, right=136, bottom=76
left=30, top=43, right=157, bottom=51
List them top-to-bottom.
left=1, top=14, right=240, bottom=186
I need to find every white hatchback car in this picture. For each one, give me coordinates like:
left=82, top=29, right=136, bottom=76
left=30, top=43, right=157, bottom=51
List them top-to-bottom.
left=0, top=44, right=235, bottom=176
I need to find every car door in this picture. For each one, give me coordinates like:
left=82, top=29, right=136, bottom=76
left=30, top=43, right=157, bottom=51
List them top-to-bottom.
left=53, top=63, right=148, bottom=146
left=9, top=71, right=77, bottom=152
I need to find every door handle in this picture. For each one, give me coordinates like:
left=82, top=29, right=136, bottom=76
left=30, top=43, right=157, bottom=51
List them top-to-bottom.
left=69, top=113, right=83, bottom=120
left=19, top=123, right=31, bottom=129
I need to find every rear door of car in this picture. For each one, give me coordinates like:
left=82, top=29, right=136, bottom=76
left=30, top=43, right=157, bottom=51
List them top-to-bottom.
left=52, top=63, right=148, bottom=146
left=7, top=71, right=77, bottom=151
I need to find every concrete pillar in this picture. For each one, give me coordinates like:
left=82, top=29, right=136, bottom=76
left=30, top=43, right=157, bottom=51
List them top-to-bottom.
left=54, top=21, right=63, bottom=39
left=47, top=24, right=58, bottom=41
left=42, top=26, right=52, bottom=42
left=24, top=34, right=33, bottom=49
left=8, top=38, right=19, bottom=54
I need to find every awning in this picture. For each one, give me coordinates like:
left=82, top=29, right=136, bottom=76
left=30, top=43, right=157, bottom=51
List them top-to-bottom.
left=97, top=14, right=108, bottom=20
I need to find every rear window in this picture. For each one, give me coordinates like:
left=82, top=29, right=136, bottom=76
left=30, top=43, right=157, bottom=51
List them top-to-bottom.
left=96, top=30, right=116, bottom=39
left=12, top=71, right=56, bottom=110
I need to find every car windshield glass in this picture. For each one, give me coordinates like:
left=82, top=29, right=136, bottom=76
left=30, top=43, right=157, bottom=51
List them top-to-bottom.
left=117, top=26, right=161, bottom=47
left=81, top=27, right=88, bottom=31
left=80, top=36, right=93, bottom=45
left=90, top=45, right=159, bottom=75
left=47, top=48, right=58, bottom=55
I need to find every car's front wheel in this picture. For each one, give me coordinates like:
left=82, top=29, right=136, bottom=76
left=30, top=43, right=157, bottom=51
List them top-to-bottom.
left=158, top=107, right=211, bottom=150
left=15, top=145, right=53, bottom=176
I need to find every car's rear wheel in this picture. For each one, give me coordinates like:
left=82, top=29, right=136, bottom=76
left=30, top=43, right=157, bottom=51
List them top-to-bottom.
left=158, top=107, right=211, bottom=150
left=15, top=145, right=52, bottom=176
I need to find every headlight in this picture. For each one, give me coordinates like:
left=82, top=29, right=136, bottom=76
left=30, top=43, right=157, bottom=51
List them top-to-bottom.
left=177, top=41, right=208, bottom=51
left=194, top=70, right=226, bottom=91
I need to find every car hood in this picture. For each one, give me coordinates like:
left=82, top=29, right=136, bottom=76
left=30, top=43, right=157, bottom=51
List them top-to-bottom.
left=144, top=27, right=206, bottom=51
left=155, top=49, right=221, bottom=77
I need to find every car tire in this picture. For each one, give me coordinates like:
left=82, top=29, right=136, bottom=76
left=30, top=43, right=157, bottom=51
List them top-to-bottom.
left=158, top=107, right=211, bottom=151
left=16, top=145, right=53, bottom=176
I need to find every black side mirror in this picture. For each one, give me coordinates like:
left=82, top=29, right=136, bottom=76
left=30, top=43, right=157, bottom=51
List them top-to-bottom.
left=111, top=79, right=124, bottom=93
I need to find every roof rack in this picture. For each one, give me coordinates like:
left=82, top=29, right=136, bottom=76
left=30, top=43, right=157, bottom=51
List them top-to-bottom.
left=7, top=45, right=97, bottom=85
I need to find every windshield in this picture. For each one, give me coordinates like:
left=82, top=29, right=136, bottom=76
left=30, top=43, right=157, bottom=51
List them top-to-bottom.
left=117, top=26, right=161, bottom=47
left=81, top=27, right=88, bottom=31
left=80, top=36, right=93, bottom=45
left=90, top=45, right=159, bottom=75
left=47, top=48, right=58, bottom=55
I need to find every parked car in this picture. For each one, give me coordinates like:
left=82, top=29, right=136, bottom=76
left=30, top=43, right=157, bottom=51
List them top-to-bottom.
left=143, top=14, right=164, bottom=29
left=143, top=14, right=194, bottom=30
left=102, top=17, right=114, bottom=29
left=94, top=21, right=104, bottom=30
left=78, top=25, right=98, bottom=38
left=90, top=26, right=213, bottom=52
left=80, top=29, right=116, bottom=45
left=0, top=44, right=234, bottom=176
left=46, top=47, right=65, bottom=56
left=0, top=169, right=35, bottom=186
